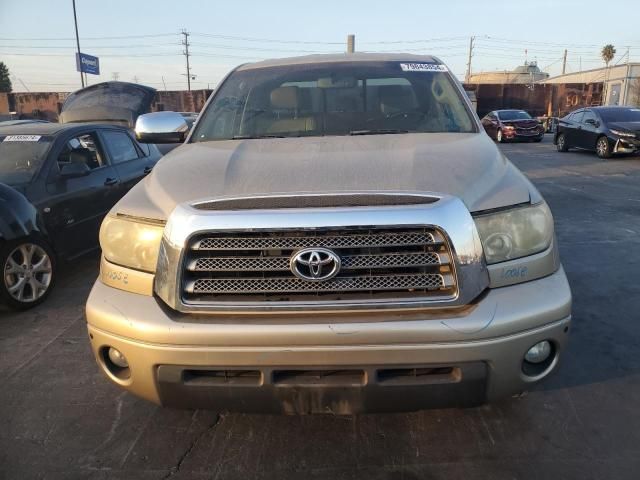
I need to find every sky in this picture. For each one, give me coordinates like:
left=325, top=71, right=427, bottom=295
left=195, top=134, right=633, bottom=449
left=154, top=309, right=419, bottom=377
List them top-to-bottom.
left=1, top=0, right=639, bottom=92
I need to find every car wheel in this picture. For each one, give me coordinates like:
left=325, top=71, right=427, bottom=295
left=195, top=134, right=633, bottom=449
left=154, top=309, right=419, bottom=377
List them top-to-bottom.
left=496, top=129, right=503, bottom=143
left=556, top=133, right=569, bottom=152
left=596, top=136, right=612, bottom=159
left=0, top=238, right=56, bottom=310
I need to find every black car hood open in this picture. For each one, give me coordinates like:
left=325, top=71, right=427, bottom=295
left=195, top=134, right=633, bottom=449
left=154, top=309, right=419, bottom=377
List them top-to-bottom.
left=59, top=81, right=156, bottom=128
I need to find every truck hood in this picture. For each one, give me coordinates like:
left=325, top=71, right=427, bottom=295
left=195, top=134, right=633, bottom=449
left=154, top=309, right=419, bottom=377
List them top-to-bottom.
left=118, top=132, right=534, bottom=220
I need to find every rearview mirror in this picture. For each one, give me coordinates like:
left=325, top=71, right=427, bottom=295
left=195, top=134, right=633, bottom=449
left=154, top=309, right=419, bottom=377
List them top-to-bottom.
left=317, top=76, right=357, bottom=89
left=135, top=111, right=189, bottom=144
left=59, top=162, right=90, bottom=178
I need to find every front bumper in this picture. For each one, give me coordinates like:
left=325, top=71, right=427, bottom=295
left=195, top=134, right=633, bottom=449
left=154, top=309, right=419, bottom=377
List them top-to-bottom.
left=504, top=130, right=544, bottom=141
left=613, top=136, right=640, bottom=153
left=86, top=267, right=572, bottom=414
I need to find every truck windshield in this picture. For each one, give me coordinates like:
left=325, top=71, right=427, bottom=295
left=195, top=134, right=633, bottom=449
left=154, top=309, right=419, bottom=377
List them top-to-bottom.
left=192, top=61, right=475, bottom=142
left=0, top=137, right=52, bottom=185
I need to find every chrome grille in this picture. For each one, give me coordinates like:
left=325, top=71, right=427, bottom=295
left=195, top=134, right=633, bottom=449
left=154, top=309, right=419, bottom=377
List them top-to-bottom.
left=181, top=227, right=457, bottom=304
left=194, top=231, right=435, bottom=251
left=189, top=252, right=445, bottom=272
left=188, top=274, right=448, bottom=295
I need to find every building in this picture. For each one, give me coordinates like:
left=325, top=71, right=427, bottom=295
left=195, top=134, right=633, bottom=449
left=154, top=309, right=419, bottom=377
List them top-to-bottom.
left=467, top=61, right=549, bottom=85
left=541, top=63, right=640, bottom=107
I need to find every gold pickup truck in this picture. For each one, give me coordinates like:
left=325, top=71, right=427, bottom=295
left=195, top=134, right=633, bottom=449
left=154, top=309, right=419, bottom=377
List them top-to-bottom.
left=86, top=53, right=571, bottom=414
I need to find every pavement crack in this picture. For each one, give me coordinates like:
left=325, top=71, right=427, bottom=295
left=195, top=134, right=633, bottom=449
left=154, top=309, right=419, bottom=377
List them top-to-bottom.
left=4, top=313, right=84, bottom=382
left=162, top=413, right=224, bottom=479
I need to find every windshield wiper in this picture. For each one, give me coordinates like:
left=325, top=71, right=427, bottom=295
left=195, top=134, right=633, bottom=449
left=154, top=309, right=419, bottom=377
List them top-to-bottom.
left=349, top=129, right=410, bottom=136
left=231, top=134, right=288, bottom=140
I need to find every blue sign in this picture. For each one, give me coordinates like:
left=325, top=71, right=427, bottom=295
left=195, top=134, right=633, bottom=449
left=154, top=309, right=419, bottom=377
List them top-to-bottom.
left=75, top=52, right=100, bottom=75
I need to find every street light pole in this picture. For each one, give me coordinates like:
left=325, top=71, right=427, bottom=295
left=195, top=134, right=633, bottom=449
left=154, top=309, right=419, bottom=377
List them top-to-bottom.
left=72, top=0, right=85, bottom=88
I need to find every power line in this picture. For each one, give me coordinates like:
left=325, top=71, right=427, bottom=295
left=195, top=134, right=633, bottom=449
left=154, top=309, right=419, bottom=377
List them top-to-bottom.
left=191, top=32, right=344, bottom=45
left=0, top=33, right=177, bottom=41
left=360, top=36, right=468, bottom=45
left=188, top=42, right=341, bottom=54
left=0, top=43, right=180, bottom=50
left=0, top=52, right=179, bottom=57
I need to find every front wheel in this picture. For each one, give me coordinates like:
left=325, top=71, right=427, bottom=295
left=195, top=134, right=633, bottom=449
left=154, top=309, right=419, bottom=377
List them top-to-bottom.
left=496, top=129, right=504, bottom=143
left=556, top=133, right=569, bottom=152
left=596, top=136, right=612, bottom=159
left=1, top=238, right=56, bottom=310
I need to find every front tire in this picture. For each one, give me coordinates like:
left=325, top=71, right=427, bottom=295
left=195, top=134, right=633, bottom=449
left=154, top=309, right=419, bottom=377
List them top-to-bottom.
left=496, top=129, right=504, bottom=143
left=556, top=133, right=569, bottom=152
left=596, top=136, right=612, bottom=159
left=1, top=237, right=56, bottom=310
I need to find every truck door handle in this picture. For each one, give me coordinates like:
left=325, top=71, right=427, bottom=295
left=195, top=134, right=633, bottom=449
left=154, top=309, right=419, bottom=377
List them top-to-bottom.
left=143, top=166, right=153, bottom=175
left=104, top=177, right=118, bottom=186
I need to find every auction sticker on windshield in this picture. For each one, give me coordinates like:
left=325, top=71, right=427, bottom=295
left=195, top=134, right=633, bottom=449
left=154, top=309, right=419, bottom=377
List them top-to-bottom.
left=400, top=63, right=448, bottom=72
left=2, top=135, right=42, bottom=142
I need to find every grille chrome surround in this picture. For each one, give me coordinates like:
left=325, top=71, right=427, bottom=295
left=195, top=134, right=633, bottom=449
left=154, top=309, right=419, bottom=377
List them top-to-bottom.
left=153, top=193, right=490, bottom=312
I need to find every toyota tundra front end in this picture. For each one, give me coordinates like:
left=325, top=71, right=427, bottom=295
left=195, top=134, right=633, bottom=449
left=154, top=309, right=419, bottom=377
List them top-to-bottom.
left=86, top=53, right=571, bottom=414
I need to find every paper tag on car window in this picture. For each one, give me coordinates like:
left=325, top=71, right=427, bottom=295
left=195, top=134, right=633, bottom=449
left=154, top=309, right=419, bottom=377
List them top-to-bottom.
left=400, top=63, right=448, bottom=72
left=2, top=135, right=42, bottom=142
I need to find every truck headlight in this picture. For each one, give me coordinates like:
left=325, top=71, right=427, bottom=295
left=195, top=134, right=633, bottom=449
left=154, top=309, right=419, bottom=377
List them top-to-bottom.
left=474, top=202, right=554, bottom=264
left=99, top=215, right=164, bottom=273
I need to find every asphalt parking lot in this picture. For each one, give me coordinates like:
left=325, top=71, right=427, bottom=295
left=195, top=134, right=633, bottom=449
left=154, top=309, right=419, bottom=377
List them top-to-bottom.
left=1, top=135, right=640, bottom=480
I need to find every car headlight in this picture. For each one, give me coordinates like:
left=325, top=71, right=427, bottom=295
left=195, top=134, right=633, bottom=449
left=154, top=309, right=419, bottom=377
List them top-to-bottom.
left=610, top=129, right=635, bottom=138
left=474, top=202, right=554, bottom=264
left=99, top=215, right=164, bottom=273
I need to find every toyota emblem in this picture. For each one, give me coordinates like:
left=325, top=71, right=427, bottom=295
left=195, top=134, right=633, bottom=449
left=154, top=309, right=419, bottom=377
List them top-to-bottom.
left=290, top=248, right=341, bottom=281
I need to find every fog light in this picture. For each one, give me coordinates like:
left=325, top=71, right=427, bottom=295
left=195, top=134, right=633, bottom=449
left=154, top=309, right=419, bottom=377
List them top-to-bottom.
left=524, top=341, right=552, bottom=364
left=108, top=347, right=129, bottom=368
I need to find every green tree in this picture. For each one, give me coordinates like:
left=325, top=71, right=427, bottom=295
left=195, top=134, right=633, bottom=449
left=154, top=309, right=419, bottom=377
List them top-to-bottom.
left=601, top=44, right=616, bottom=67
left=0, top=62, right=12, bottom=93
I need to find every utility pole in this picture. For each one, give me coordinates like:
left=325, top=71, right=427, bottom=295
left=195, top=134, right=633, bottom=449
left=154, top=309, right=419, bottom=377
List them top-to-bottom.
left=72, top=0, right=84, bottom=88
left=182, top=29, right=192, bottom=91
left=347, top=34, right=355, bottom=54
left=465, top=36, right=475, bottom=83
left=562, top=49, right=567, bottom=75
left=112, top=72, right=119, bottom=81
left=133, top=75, right=139, bottom=84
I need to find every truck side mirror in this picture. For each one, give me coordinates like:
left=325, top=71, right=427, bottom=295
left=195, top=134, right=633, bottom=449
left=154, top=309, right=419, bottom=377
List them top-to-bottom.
left=135, top=111, right=189, bottom=144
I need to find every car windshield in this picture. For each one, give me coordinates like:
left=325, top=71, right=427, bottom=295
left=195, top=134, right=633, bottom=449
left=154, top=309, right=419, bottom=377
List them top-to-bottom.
left=191, top=61, right=475, bottom=141
left=599, top=108, right=640, bottom=123
left=498, top=110, right=532, bottom=121
left=0, top=136, right=52, bottom=185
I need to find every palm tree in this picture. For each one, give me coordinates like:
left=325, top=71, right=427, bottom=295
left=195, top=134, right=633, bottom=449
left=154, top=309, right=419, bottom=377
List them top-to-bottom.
left=601, top=44, right=616, bottom=67
left=601, top=45, right=616, bottom=105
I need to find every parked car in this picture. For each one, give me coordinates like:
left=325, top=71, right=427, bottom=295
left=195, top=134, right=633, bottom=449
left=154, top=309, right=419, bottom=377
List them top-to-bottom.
left=86, top=53, right=571, bottom=414
left=554, top=106, right=640, bottom=158
left=481, top=109, right=544, bottom=142
left=0, top=121, right=161, bottom=309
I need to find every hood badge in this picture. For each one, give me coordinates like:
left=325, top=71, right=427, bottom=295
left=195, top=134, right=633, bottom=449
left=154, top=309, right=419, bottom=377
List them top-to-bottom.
left=291, top=248, right=341, bottom=281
